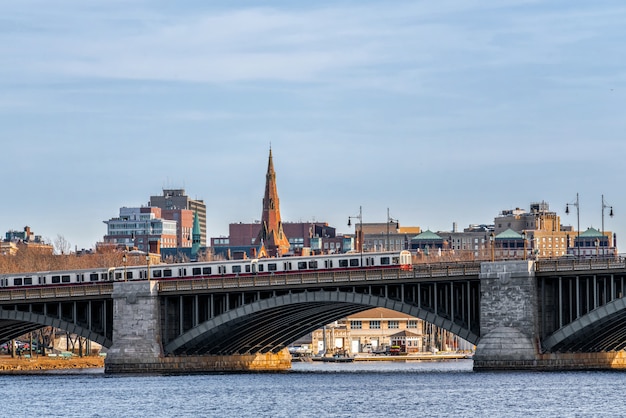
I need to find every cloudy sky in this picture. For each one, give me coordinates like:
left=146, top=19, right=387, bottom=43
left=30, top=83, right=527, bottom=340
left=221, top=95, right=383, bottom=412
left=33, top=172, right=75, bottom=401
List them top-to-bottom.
left=1, top=1, right=625, bottom=250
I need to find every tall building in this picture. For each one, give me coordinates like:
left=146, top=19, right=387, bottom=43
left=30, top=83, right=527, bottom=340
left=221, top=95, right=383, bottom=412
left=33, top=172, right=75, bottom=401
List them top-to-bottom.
left=255, top=148, right=291, bottom=257
left=149, top=189, right=207, bottom=246
left=494, top=201, right=572, bottom=258
left=103, top=207, right=178, bottom=253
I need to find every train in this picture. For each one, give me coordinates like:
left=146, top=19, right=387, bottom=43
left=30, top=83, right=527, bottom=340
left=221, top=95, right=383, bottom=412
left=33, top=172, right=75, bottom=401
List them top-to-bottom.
left=0, top=250, right=413, bottom=289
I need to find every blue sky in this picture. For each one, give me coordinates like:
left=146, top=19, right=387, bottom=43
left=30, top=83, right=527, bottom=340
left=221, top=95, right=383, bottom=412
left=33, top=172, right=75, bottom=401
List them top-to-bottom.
left=1, top=1, right=625, bottom=251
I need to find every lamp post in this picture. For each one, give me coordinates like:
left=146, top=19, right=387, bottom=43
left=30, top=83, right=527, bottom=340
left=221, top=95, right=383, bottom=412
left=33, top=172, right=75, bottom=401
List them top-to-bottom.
left=566, top=193, right=580, bottom=258
left=602, top=195, right=614, bottom=257
left=348, top=206, right=363, bottom=266
left=386, top=208, right=400, bottom=252
left=521, top=231, right=527, bottom=261
left=490, top=232, right=495, bottom=262
left=122, top=253, right=127, bottom=282
left=146, top=253, right=151, bottom=281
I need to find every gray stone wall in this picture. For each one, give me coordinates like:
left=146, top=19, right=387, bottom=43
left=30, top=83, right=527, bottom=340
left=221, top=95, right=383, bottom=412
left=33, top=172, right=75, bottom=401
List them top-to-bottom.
left=479, top=260, right=537, bottom=337
left=474, top=261, right=540, bottom=369
left=105, top=281, right=163, bottom=369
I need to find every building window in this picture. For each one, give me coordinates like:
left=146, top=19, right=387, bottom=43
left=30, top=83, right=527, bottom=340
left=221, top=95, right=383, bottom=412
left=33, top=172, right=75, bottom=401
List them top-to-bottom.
left=370, top=320, right=381, bottom=329
left=389, top=320, right=399, bottom=329
left=408, top=320, right=418, bottom=329
left=350, top=321, right=362, bottom=329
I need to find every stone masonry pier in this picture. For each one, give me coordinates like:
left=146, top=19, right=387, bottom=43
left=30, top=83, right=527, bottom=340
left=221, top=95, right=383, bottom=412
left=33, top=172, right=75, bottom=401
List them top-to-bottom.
left=474, top=260, right=626, bottom=371
left=104, top=281, right=291, bottom=374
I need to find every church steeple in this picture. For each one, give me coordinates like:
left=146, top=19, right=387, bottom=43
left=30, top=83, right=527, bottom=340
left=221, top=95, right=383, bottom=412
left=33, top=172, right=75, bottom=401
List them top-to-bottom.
left=256, top=147, right=290, bottom=257
left=191, top=210, right=201, bottom=260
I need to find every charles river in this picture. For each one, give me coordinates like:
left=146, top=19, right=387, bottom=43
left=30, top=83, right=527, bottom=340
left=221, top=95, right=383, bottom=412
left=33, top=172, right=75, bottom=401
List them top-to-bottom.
left=3, top=360, right=626, bottom=417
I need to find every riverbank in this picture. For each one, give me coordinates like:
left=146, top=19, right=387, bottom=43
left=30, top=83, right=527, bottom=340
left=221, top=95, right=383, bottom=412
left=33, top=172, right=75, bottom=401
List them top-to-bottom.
left=0, top=354, right=104, bottom=373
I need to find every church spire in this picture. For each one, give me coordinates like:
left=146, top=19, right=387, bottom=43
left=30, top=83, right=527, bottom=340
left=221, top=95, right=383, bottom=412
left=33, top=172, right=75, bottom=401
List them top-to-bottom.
left=256, top=147, right=290, bottom=257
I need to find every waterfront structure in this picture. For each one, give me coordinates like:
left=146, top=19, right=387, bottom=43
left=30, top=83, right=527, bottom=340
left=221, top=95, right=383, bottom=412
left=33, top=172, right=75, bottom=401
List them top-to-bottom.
left=149, top=189, right=207, bottom=247
left=103, top=206, right=178, bottom=253
left=4, top=259, right=626, bottom=372
left=312, top=308, right=422, bottom=354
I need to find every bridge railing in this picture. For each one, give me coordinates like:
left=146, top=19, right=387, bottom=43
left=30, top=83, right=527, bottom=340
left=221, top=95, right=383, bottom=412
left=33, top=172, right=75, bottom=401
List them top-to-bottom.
left=536, top=257, right=626, bottom=273
left=158, top=263, right=482, bottom=293
left=0, top=283, right=114, bottom=302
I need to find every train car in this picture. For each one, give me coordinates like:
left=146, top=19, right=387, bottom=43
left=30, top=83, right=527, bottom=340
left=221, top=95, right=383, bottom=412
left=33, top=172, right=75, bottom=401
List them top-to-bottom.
left=0, top=250, right=413, bottom=289
left=0, top=267, right=114, bottom=288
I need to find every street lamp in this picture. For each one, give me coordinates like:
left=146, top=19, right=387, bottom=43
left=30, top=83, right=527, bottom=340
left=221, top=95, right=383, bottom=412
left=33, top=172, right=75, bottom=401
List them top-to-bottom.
left=565, top=193, right=580, bottom=258
left=602, top=194, right=614, bottom=257
left=348, top=206, right=363, bottom=266
left=386, top=208, right=399, bottom=252
left=521, top=231, right=527, bottom=261
left=490, top=232, right=495, bottom=262
left=122, top=253, right=127, bottom=281
left=146, top=253, right=151, bottom=281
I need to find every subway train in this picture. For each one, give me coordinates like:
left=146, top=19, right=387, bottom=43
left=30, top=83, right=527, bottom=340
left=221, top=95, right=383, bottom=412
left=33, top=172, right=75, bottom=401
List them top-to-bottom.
left=0, top=250, right=413, bottom=289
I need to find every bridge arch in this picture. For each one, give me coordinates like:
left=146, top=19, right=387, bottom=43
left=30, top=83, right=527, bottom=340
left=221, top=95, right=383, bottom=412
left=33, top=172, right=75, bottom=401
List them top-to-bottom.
left=165, top=290, right=479, bottom=355
left=542, top=296, right=626, bottom=352
left=0, top=309, right=112, bottom=348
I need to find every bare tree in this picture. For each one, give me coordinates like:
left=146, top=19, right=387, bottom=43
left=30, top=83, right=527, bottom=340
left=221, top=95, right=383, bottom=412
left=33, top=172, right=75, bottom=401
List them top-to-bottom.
left=54, top=234, right=72, bottom=255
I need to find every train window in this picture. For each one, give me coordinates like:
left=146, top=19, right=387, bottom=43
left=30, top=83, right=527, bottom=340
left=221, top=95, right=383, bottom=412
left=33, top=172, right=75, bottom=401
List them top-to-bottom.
left=381, top=257, right=391, bottom=265
left=392, top=257, right=400, bottom=265
left=349, top=259, right=359, bottom=267
left=325, top=260, right=334, bottom=268
left=339, top=260, right=348, bottom=267
left=308, top=261, right=318, bottom=269
left=283, top=262, right=292, bottom=270
left=298, top=262, right=307, bottom=270
left=268, top=263, right=277, bottom=271
left=258, top=264, right=264, bottom=272
left=232, top=265, right=242, bottom=274
left=245, top=265, right=251, bottom=273
left=218, top=266, right=225, bottom=275
left=192, top=267, right=201, bottom=275
left=203, top=267, right=212, bottom=275
left=163, top=269, right=172, bottom=277
left=153, top=270, right=162, bottom=278
left=115, top=272, right=123, bottom=280
left=127, top=272, right=133, bottom=279
left=90, top=273, right=99, bottom=281
left=101, top=273, right=108, bottom=280
left=62, top=275, right=71, bottom=283
left=52, top=276, right=61, bottom=284
left=24, top=277, right=33, bottom=285
left=39, top=277, right=46, bottom=285
left=14, top=278, right=23, bottom=286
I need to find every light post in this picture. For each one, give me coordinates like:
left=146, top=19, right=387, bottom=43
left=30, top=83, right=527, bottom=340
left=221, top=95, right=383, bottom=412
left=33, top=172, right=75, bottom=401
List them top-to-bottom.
left=566, top=193, right=580, bottom=258
left=602, top=195, right=614, bottom=257
left=348, top=206, right=363, bottom=266
left=386, top=208, right=399, bottom=252
left=521, top=231, right=527, bottom=260
left=490, top=232, right=495, bottom=262
left=122, top=253, right=127, bottom=281
left=146, top=253, right=151, bottom=281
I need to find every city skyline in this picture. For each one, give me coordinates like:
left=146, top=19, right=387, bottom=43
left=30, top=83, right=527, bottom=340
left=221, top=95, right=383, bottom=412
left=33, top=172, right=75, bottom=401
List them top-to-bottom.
left=1, top=1, right=624, bottom=250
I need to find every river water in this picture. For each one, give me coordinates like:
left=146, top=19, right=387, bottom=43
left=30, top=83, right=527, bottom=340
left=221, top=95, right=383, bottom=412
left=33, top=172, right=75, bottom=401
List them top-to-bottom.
left=2, top=360, right=625, bottom=417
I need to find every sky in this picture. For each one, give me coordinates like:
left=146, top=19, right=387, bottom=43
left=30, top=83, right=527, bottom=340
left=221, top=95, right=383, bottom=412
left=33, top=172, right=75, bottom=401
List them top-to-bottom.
left=1, top=1, right=625, bottom=251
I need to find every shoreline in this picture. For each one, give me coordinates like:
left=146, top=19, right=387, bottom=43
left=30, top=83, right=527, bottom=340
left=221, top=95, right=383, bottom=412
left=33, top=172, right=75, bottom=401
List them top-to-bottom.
left=0, top=355, right=105, bottom=373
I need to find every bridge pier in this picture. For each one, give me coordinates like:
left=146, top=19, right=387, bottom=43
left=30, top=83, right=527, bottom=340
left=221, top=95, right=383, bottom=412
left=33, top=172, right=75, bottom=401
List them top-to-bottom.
left=474, top=260, right=626, bottom=371
left=474, top=261, right=542, bottom=370
left=104, top=281, right=291, bottom=374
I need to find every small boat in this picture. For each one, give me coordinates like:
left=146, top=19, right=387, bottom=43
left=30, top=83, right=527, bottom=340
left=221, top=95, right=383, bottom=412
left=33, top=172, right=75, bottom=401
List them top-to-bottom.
left=312, top=354, right=355, bottom=363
